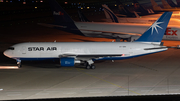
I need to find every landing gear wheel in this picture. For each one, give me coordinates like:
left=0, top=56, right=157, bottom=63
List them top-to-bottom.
left=17, top=60, right=22, bottom=68
left=84, top=61, right=88, bottom=66
left=17, top=63, right=22, bottom=68
left=86, top=65, right=91, bottom=69
left=90, top=65, right=95, bottom=69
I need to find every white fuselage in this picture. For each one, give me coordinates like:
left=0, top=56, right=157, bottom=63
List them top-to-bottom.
left=4, top=42, right=167, bottom=60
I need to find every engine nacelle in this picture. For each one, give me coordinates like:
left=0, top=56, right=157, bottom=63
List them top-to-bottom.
left=60, top=57, right=81, bottom=67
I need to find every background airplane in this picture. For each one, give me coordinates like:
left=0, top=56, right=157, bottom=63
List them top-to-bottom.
left=37, top=0, right=180, bottom=42
left=151, top=0, right=180, bottom=11
left=102, top=4, right=180, bottom=25
left=4, top=12, right=173, bottom=69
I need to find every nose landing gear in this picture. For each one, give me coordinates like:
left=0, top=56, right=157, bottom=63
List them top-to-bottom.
left=17, top=59, right=21, bottom=68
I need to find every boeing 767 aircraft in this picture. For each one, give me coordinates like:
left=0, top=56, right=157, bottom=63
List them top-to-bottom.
left=4, top=12, right=172, bottom=69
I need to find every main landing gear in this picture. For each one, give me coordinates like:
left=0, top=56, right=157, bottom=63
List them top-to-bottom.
left=84, top=60, right=96, bottom=69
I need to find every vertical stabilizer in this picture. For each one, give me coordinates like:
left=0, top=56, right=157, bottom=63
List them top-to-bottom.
left=48, top=0, right=84, bottom=36
left=48, top=0, right=74, bottom=24
left=116, top=0, right=135, bottom=17
left=133, top=0, right=149, bottom=14
left=150, top=0, right=163, bottom=11
left=161, top=0, right=173, bottom=9
left=167, top=0, right=177, bottom=7
left=176, top=0, right=180, bottom=7
left=102, top=4, right=119, bottom=23
left=150, top=9, right=155, bottom=13
left=78, top=10, right=90, bottom=22
left=133, top=11, right=140, bottom=18
left=135, top=12, right=172, bottom=43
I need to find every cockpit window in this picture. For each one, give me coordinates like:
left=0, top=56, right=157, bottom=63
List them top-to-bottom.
left=8, top=47, right=14, bottom=50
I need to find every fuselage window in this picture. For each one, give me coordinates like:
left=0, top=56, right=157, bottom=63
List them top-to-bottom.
left=8, top=47, right=14, bottom=50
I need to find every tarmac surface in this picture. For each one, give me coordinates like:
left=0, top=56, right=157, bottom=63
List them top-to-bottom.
left=1, top=24, right=180, bottom=100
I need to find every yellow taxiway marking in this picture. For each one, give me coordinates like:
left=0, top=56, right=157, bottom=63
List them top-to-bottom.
left=76, top=68, right=141, bottom=95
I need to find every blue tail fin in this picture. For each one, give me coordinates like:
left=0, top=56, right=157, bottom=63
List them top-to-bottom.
left=135, top=12, right=172, bottom=43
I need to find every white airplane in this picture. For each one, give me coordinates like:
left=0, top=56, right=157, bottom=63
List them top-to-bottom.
left=37, top=0, right=180, bottom=42
left=151, top=0, right=180, bottom=11
left=167, top=0, right=180, bottom=7
left=102, top=4, right=180, bottom=25
left=4, top=12, right=172, bottom=69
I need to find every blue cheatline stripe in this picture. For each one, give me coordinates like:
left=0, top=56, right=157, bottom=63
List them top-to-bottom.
left=103, top=7, right=119, bottom=23
left=12, top=50, right=166, bottom=62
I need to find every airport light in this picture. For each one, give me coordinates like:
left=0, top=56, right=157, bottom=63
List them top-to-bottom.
left=23, top=1, right=26, bottom=4
left=35, top=6, right=38, bottom=9
left=87, top=7, right=89, bottom=9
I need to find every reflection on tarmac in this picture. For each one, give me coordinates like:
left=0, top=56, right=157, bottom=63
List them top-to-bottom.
left=0, top=66, right=19, bottom=69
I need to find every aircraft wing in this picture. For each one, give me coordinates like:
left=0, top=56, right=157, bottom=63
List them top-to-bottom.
left=37, top=23, right=67, bottom=28
left=79, top=29, right=142, bottom=36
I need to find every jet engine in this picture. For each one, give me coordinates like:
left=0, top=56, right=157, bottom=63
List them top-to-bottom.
left=60, top=57, right=81, bottom=67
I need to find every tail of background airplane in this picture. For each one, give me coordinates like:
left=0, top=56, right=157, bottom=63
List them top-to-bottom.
left=48, top=0, right=84, bottom=36
left=48, top=0, right=74, bottom=24
left=116, top=0, right=136, bottom=17
left=133, top=0, right=149, bottom=14
left=150, top=0, right=163, bottom=11
left=161, top=0, right=173, bottom=9
left=167, top=0, right=177, bottom=7
left=177, top=0, right=180, bottom=7
left=102, top=4, right=119, bottom=23
left=147, top=9, right=155, bottom=13
left=149, top=9, right=155, bottom=13
left=78, top=10, right=90, bottom=22
left=135, top=12, right=172, bottom=43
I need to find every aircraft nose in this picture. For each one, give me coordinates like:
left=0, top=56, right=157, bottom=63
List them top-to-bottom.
left=3, top=50, right=11, bottom=58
